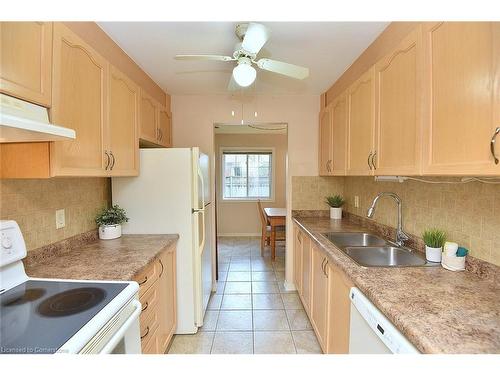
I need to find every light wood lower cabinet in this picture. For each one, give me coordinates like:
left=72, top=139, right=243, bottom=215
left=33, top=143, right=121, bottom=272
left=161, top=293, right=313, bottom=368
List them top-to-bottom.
left=0, top=22, right=53, bottom=106
left=294, top=224, right=354, bottom=354
left=134, top=244, right=177, bottom=354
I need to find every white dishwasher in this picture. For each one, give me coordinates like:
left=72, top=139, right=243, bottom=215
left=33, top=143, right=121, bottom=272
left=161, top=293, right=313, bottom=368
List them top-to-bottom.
left=349, top=287, right=419, bottom=354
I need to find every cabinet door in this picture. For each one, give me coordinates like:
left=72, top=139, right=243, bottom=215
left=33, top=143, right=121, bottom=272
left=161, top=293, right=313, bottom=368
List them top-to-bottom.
left=0, top=22, right=52, bottom=106
left=422, top=22, right=500, bottom=175
left=50, top=23, right=108, bottom=176
left=374, top=27, right=422, bottom=175
left=108, top=65, right=139, bottom=176
left=347, top=67, right=376, bottom=176
left=139, top=90, right=158, bottom=144
left=331, top=92, right=348, bottom=175
left=318, top=106, right=333, bottom=176
left=158, top=107, right=172, bottom=148
left=293, top=225, right=303, bottom=294
left=300, top=234, right=312, bottom=313
left=311, top=244, right=329, bottom=352
left=158, top=247, right=177, bottom=353
left=326, top=264, right=353, bottom=354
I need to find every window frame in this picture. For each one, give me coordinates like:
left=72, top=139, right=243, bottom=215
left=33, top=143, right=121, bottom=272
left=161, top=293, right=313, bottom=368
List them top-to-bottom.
left=219, top=147, right=276, bottom=202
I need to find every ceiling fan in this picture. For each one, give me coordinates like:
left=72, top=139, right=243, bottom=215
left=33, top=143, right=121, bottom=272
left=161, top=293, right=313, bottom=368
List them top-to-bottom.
left=174, top=22, right=309, bottom=88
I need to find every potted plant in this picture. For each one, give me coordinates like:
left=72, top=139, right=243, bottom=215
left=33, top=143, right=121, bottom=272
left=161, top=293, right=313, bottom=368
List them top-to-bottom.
left=325, top=195, right=345, bottom=220
left=95, top=205, right=129, bottom=240
left=422, top=228, right=446, bottom=262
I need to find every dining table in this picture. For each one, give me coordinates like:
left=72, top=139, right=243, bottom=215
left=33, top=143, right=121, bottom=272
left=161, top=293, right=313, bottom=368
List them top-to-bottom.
left=263, top=207, right=287, bottom=259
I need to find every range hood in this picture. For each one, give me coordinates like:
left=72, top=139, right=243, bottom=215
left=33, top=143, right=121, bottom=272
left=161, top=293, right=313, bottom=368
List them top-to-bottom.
left=0, top=94, right=76, bottom=143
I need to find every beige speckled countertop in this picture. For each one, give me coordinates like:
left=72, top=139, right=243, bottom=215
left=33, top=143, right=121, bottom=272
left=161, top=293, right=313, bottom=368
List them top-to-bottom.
left=293, top=216, right=500, bottom=354
left=25, top=234, right=179, bottom=282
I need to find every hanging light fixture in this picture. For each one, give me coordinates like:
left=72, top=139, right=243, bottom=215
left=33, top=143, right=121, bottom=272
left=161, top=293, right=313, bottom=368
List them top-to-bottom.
left=232, top=57, right=256, bottom=87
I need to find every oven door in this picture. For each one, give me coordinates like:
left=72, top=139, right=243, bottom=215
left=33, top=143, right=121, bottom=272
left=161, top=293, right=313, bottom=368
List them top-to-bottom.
left=79, top=299, right=142, bottom=354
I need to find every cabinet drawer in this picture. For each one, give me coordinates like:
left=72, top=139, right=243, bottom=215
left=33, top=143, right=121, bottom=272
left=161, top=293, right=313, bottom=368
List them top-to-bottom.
left=135, top=260, right=160, bottom=296
left=141, top=325, right=160, bottom=354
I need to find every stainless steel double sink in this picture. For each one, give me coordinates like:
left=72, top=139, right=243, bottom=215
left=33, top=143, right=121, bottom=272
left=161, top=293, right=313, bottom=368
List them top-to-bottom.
left=322, top=232, right=434, bottom=267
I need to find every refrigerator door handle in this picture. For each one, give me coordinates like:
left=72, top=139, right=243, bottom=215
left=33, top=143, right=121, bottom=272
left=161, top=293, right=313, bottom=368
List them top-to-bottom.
left=197, top=164, right=206, bottom=210
left=198, top=209, right=206, bottom=256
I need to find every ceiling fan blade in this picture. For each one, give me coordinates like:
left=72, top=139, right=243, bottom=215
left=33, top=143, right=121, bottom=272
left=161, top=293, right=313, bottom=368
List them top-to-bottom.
left=241, top=23, right=269, bottom=54
left=175, top=55, right=235, bottom=62
left=255, top=58, right=309, bottom=80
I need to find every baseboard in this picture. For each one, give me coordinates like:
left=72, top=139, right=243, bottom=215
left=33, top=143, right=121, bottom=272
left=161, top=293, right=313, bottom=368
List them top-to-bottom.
left=217, top=233, right=261, bottom=237
left=282, top=280, right=297, bottom=292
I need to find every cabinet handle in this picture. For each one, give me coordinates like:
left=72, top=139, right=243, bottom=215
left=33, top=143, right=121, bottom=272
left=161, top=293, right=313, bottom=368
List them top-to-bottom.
left=491, top=127, right=500, bottom=165
left=159, top=129, right=163, bottom=141
left=104, top=151, right=110, bottom=170
left=110, top=151, right=115, bottom=170
left=367, top=151, right=373, bottom=170
left=371, top=151, right=377, bottom=170
left=327, top=160, right=333, bottom=172
left=321, top=257, right=326, bottom=274
left=159, top=259, right=164, bottom=278
left=324, top=260, right=329, bottom=278
left=138, top=276, right=148, bottom=285
left=141, top=302, right=149, bottom=312
left=140, top=326, right=150, bottom=339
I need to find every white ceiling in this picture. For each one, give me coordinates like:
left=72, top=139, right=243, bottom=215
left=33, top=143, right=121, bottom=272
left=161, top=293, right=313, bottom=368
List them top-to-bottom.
left=98, top=22, right=389, bottom=95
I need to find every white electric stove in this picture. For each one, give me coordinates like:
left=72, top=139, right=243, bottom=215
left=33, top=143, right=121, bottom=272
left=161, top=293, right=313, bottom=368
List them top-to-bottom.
left=0, top=220, right=142, bottom=354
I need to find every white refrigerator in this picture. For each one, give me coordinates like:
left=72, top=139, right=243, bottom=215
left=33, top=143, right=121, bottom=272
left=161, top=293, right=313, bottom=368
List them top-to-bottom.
left=112, top=148, right=214, bottom=334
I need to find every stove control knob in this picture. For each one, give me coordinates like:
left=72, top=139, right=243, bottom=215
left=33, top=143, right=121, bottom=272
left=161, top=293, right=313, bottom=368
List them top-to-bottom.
left=2, top=236, right=13, bottom=249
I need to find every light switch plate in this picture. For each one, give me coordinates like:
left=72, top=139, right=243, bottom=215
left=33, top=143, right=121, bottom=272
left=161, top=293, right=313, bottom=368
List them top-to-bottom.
left=354, top=196, right=360, bottom=208
left=55, top=209, right=65, bottom=229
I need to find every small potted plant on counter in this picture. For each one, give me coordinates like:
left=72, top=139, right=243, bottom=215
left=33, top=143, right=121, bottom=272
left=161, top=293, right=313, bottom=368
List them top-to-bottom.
left=325, top=195, right=345, bottom=220
left=95, top=205, right=129, bottom=240
left=422, top=228, right=446, bottom=262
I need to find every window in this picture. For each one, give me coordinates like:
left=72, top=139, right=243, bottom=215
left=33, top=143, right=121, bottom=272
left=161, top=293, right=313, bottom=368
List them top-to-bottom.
left=222, top=150, right=273, bottom=200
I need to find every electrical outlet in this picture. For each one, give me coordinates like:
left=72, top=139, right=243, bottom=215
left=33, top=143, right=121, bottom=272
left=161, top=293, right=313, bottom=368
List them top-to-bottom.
left=354, top=196, right=360, bottom=208
left=55, top=209, right=65, bottom=229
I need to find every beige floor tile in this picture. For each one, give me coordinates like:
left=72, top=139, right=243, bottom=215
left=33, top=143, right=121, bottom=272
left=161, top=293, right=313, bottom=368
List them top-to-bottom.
left=231, top=256, right=251, bottom=262
left=251, top=260, right=274, bottom=271
left=229, top=262, right=251, bottom=271
left=218, top=263, right=229, bottom=272
left=218, top=271, right=228, bottom=281
left=227, top=271, right=251, bottom=282
left=252, top=271, right=276, bottom=281
left=275, top=271, right=285, bottom=281
left=224, top=281, right=252, bottom=294
left=252, top=281, right=279, bottom=294
left=215, top=282, right=225, bottom=295
left=278, top=282, right=296, bottom=294
left=281, top=293, right=304, bottom=310
left=207, top=294, right=223, bottom=310
left=221, top=294, right=252, bottom=310
left=252, top=294, right=284, bottom=310
left=286, top=309, right=312, bottom=330
left=200, top=310, right=219, bottom=331
left=216, top=310, right=253, bottom=331
left=253, top=310, right=290, bottom=331
left=292, top=331, right=322, bottom=354
left=168, top=332, right=215, bottom=354
left=211, top=332, right=254, bottom=354
left=254, top=332, right=296, bottom=354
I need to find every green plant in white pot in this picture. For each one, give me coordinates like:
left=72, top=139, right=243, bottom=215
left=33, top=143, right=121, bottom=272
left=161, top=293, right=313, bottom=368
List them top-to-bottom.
left=325, top=195, right=345, bottom=220
left=95, top=205, right=129, bottom=240
left=422, top=229, right=446, bottom=263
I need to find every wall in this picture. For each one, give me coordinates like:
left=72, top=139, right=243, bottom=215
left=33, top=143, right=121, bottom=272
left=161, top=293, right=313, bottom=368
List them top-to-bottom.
left=172, top=94, right=319, bottom=288
left=215, top=133, right=287, bottom=236
left=291, top=176, right=344, bottom=210
left=0, top=178, right=109, bottom=251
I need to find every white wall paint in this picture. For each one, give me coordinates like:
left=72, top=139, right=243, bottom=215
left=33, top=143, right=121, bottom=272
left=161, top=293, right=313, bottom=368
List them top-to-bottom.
left=172, top=94, right=319, bottom=290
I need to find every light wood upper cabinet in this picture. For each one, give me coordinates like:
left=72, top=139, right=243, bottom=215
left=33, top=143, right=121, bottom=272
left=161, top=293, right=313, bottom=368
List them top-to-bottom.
left=0, top=22, right=52, bottom=106
left=422, top=22, right=500, bottom=175
left=50, top=23, right=108, bottom=176
left=374, top=27, right=423, bottom=175
left=108, top=65, right=139, bottom=176
left=347, top=67, right=376, bottom=176
left=139, top=90, right=158, bottom=144
left=331, top=92, right=348, bottom=175
left=318, top=106, right=333, bottom=176
left=158, top=107, right=172, bottom=148
left=311, top=244, right=329, bottom=352
left=326, top=263, right=353, bottom=354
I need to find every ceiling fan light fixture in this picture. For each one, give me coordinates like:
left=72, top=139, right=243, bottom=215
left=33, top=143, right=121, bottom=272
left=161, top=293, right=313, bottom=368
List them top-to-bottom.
left=232, top=60, right=256, bottom=87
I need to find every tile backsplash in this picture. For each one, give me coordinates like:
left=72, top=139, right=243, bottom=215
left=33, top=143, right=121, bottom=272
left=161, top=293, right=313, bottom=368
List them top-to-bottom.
left=292, top=175, right=500, bottom=266
left=0, top=178, right=110, bottom=251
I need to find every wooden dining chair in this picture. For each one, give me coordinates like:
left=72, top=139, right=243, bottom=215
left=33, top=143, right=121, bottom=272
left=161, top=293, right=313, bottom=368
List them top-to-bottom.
left=257, top=200, right=286, bottom=257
